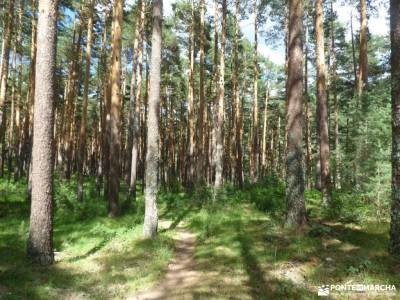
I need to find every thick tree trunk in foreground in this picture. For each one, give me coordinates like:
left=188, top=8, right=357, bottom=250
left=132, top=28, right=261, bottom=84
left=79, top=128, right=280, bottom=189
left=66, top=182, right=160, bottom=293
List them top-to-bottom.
left=27, top=0, right=58, bottom=265
left=108, top=0, right=123, bottom=217
left=143, top=0, right=162, bottom=238
left=214, top=0, right=226, bottom=190
left=285, top=0, right=306, bottom=227
left=315, top=0, right=331, bottom=204
left=390, top=0, right=400, bottom=256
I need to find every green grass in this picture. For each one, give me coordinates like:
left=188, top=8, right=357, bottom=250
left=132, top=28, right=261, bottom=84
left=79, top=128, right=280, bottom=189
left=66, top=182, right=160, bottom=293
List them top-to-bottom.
left=1, top=177, right=399, bottom=299
left=0, top=178, right=174, bottom=300
left=160, top=183, right=400, bottom=299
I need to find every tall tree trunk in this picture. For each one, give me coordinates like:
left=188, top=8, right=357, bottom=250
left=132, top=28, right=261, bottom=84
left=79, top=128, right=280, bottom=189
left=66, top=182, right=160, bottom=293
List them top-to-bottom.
left=0, top=0, right=14, bottom=145
left=13, top=0, right=23, bottom=181
left=27, top=0, right=58, bottom=266
left=77, top=0, right=94, bottom=201
left=108, top=0, right=123, bottom=217
left=127, top=0, right=142, bottom=183
left=129, top=0, right=145, bottom=200
left=143, top=0, right=162, bottom=238
left=187, top=0, right=195, bottom=187
left=197, top=0, right=206, bottom=183
left=210, top=0, right=219, bottom=180
left=214, top=0, right=226, bottom=190
left=233, top=0, right=243, bottom=187
left=250, top=0, right=258, bottom=183
left=285, top=0, right=306, bottom=227
left=315, top=0, right=331, bottom=204
left=331, top=0, right=340, bottom=190
left=357, top=0, right=368, bottom=98
left=390, top=0, right=400, bottom=255
left=304, top=23, right=312, bottom=189
left=261, top=86, right=269, bottom=175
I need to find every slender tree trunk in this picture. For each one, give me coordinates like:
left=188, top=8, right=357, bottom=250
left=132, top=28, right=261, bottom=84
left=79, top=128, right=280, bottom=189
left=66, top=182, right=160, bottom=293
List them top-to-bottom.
left=0, top=0, right=14, bottom=145
left=27, top=0, right=58, bottom=265
left=77, top=0, right=94, bottom=201
left=108, top=0, right=123, bottom=217
left=127, top=0, right=142, bottom=183
left=129, top=0, right=145, bottom=200
left=143, top=0, right=162, bottom=238
left=187, top=0, right=195, bottom=187
left=197, top=0, right=206, bottom=183
left=210, top=0, right=219, bottom=181
left=214, top=0, right=226, bottom=190
left=233, top=0, right=243, bottom=187
left=250, top=0, right=258, bottom=183
left=285, top=0, right=306, bottom=227
left=315, top=0, right=331, bottom=204
left=331, top=0, right=340, bottom=189
left=357, top=0, right=368, bottom=98
left=390, top=0, right=400, bottom=255
left=350, top=11, right=357, bottom=93
left=304, top=23, right=312, bottom=189
left=261, top=86, right=269, bottom=174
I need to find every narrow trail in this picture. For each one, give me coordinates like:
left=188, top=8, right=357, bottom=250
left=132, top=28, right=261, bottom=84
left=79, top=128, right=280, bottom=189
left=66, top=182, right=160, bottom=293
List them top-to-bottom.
left=128, top=220, right=200, bottom=300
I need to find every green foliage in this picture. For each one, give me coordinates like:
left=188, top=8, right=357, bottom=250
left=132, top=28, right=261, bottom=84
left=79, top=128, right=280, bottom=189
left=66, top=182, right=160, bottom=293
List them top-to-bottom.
left=245, top=176, right=286, bottom=215
left=0, top=178, right=174, bottom=299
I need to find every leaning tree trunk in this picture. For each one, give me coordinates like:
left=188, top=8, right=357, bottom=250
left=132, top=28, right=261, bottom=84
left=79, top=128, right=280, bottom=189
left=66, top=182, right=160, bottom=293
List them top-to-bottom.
left=27, top=0, right=58, bottom=266
left=108, top=0, right=123, bottom=217
left=143, top=0, right=162, bottom=238
left=285, top=0, right=306, bottom=227
left=315, top=0, right=331, bottom=204
left=390, top=0, right=400, bottom=256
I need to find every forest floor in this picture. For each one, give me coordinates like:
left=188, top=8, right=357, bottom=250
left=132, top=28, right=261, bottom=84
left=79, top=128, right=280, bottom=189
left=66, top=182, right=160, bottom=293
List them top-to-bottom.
left=1, top=178, right=400, bottom=299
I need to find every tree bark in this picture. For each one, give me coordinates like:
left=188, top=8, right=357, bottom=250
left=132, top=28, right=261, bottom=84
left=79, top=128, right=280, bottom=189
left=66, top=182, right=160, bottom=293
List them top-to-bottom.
left=0, top=0, right=14, bottom=143
left=27, top=0, right=58, bottom=266
left=77, top=0, right=94, bottom=201
left=108, top=0, right=123, bottom=217
left=129, top=0, right=145, bottom=200
left=143, top=0, right=162, bottom=238
left=187, top=0, right=195, bottom=187
left=197, top=0, right=206, bottom=183
left=214, top=0, right=226, bottom=190
left=233, top=0, right=243, bottom=187
left=250, top=0, right=258, bottom=183
left=285, top=0, right=306, bottom=227
left=315, top=0, right=331, bottom=204
left=330, top=0, right=340, bottom=190
left=357, top=0, right=368, bottom=98
left=261, top=86, right=269, bottom=175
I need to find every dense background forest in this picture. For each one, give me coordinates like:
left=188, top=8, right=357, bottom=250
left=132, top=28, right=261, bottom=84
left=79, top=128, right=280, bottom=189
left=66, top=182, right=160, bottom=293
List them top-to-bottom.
left=0, top=0, right=399, bottom=298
